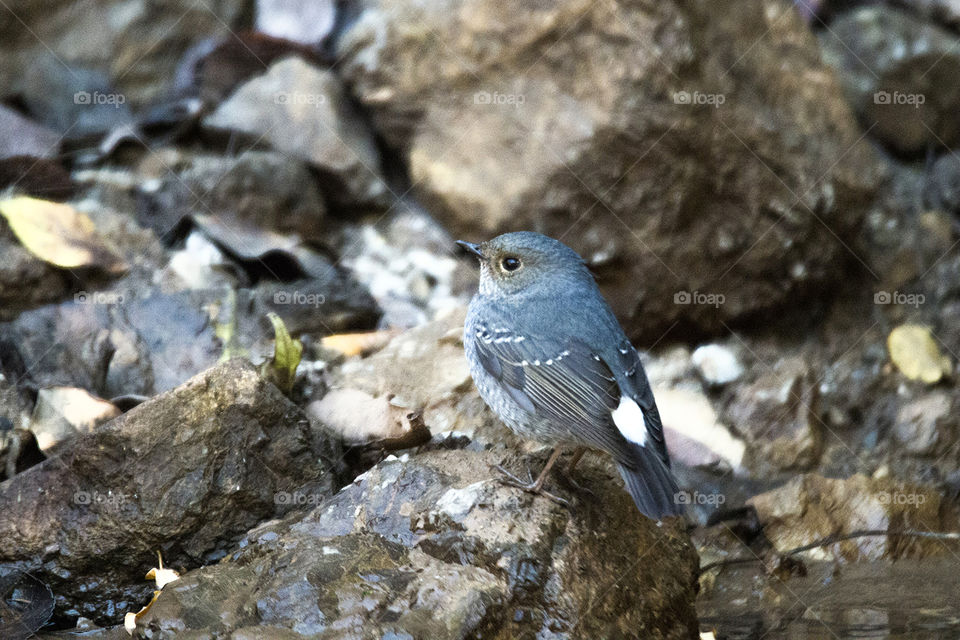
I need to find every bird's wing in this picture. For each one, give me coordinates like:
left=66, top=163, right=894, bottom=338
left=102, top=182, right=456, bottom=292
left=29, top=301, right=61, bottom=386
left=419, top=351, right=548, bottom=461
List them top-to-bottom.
left=470, top=323, right=625, bottom=455
left=472, top=323, right=683, bottom=518
left=607, top=339, right=671, bottom=468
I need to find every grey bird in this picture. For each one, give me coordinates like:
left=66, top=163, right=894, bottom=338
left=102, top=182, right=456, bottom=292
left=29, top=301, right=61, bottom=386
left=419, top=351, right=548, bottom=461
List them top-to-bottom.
left=458, top=231, right=683, bottom=519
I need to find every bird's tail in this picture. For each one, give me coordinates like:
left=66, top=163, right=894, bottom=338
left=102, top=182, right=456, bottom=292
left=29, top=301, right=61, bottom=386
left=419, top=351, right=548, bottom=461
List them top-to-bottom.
left=616, top=444, right=684, bottom=519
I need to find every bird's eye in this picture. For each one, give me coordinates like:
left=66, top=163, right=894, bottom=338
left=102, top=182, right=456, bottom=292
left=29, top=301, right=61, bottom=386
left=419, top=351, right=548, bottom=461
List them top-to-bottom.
left=501, top=256, right=521, bottom=272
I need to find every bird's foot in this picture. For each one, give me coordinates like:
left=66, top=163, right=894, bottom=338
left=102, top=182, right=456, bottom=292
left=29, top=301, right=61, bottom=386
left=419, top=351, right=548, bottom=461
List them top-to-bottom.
left=493, top=464, right=570, bottom=506
left=558, top=472, right=595, bottom=497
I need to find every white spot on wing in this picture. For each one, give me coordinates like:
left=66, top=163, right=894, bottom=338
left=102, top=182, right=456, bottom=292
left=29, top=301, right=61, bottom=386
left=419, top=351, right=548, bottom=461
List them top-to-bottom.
left=612, top=396, right=647, bottom=447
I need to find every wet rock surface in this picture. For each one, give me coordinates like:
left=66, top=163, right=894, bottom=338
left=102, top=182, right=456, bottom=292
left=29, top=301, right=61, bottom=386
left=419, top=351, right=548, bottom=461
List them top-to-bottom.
left=0, top=359, right=335, bottom=625
left=136, top=450, right=699, bottom=639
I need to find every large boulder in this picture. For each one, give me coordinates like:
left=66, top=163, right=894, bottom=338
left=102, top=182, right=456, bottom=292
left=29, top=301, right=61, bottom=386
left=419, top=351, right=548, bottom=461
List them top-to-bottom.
left=335, top=0, right=883, bottom=338
left=0, top=360, right=336, bottom=623
left=137, top=449, right=701, bottom=639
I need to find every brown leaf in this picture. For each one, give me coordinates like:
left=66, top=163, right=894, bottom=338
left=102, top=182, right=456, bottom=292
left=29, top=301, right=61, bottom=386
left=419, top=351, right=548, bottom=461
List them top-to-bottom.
left=0, top=196, right=126, bottom=273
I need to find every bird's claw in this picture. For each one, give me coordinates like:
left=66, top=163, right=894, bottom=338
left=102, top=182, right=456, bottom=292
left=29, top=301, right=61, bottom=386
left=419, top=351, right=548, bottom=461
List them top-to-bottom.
left=493, top=465, right=570, bottom=506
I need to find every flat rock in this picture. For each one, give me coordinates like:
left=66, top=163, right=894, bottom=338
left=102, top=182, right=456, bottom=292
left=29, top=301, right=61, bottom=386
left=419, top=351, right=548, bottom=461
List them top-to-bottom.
left=136, top=150, right=326, bottom=250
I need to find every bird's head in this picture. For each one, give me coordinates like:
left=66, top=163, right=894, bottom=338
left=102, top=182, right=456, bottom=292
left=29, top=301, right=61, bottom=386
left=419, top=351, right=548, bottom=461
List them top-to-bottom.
left=457, top=231, right=594, bottom=299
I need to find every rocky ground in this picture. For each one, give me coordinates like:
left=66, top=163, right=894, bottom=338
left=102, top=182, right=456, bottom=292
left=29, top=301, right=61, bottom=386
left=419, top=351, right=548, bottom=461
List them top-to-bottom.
left=1, top=0, right=960, bottom=638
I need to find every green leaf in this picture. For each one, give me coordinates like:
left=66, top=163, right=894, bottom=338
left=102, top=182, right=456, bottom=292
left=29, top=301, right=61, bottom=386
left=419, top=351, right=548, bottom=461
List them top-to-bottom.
left=262, top=312, right=303, bottom=393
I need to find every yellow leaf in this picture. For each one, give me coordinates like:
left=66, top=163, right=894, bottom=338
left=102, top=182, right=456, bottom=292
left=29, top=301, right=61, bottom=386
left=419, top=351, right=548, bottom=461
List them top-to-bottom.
left=0, top=196, right=126, bottom=273
left=888, top=324, right=951, bottom=384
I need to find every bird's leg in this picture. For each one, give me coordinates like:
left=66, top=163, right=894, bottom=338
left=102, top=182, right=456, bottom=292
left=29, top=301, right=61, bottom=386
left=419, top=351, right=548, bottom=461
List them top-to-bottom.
left=495, top=447, right=569, bottom=505
left=558, top=447, right=595, bottom=496
left=566, top=447, right=586, bottom=474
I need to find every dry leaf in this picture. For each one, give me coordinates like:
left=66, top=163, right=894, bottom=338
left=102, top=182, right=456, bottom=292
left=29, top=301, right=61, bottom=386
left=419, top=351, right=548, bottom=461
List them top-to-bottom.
left=0, top=196, right=126, bottom=273
left=887, top=324, right=951, bottom=384
left=321, top=330, right=399, bottom=357
left=145, top=551, right=180, bottom=589
left=124, top=552, right=180, bottom=635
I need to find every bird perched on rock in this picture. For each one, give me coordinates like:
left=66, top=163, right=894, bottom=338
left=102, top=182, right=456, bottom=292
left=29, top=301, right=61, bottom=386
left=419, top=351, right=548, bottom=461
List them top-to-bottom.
left=458, top=232, right=683, bottom=519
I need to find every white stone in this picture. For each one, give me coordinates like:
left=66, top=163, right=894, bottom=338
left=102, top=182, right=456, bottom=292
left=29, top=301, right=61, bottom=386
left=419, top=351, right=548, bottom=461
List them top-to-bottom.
left=692, top=344, right=744, bottom=386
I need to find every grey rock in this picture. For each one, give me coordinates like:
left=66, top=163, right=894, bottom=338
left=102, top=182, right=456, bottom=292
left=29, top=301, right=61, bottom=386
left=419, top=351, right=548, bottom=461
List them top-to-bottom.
left=0, top=0, right=247, bottom=107
left=335, top=0, right=882, bottom=338
left=819, top=6, right=960, bottom=156
left=203, top=57, right=390, bottom=210
left=0, top=104, right=61, bottom=160
left=136, top=150, right=326, bottom=252
left=725, top=356, right=823, bottom=472
left=0, top=360, right=336, bottom=623
left=893, top=391, right=954, bottom=455
left=137, top=450, right=700, bottom=639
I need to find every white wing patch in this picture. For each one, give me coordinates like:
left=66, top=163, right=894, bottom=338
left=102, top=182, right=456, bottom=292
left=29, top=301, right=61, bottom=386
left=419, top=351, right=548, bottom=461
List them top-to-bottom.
left=612, top=396, right=648, bottom=447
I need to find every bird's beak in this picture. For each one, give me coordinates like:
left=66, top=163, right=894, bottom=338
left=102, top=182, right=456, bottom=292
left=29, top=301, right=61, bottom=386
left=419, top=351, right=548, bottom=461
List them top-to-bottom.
left=456, top=240, right=484, bottom=259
